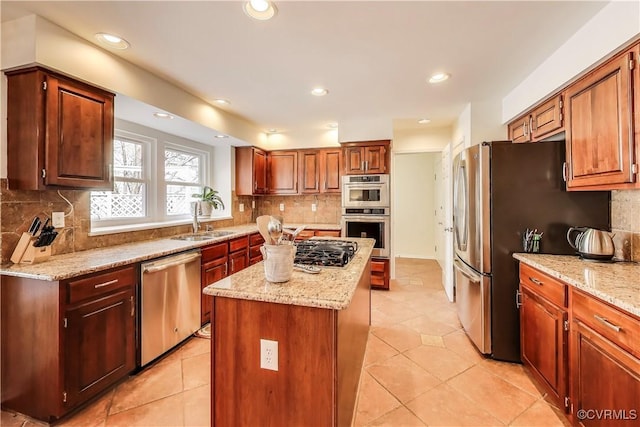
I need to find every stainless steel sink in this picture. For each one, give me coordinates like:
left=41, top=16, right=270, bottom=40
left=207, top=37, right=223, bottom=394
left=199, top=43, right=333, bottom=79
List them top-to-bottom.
left=172, top=234, right=216, bottom=241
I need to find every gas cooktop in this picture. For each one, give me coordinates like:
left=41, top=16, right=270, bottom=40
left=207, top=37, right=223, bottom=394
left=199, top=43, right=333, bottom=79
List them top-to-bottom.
left=294, top=239, right=359, bottom=267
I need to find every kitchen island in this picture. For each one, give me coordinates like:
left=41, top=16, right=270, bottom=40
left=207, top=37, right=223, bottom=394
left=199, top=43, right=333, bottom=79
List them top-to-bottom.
left=203, top=238, right=374, bottom=427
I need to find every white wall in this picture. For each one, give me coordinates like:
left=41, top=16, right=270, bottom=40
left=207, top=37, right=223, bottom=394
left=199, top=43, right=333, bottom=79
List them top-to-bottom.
left=503, top=1, right=640, bottom=122
left=339, top=117, right=393, bottom=142
left=392, top=126, right=452, bottom=153
left=393, top=152, right=438, bottom=259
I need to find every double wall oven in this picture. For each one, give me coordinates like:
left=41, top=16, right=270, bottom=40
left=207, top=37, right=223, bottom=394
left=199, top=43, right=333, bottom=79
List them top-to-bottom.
left=341, top=174, right=390, bottom=258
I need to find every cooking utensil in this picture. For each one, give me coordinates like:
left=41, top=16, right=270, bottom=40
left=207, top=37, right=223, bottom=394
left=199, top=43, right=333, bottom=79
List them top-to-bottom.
left=256, top=215, right=273, bottom=245
left=267, top=216, right=283, bottom=245
left=284, top=225, right=306, bottom=242
left=567, top=227, right=615, bottom=260
left=293, top=264, right=321, bottom=274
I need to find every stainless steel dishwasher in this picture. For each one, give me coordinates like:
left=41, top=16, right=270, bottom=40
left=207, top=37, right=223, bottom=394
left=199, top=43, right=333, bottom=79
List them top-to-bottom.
left=140, top=250, right=201, bottom=366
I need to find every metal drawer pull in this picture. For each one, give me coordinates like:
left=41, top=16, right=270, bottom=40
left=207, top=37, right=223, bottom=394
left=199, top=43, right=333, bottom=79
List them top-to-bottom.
left=529, top=277, right=543, bottom=286
left=94, top=279, right=118, bottom=289
left=594, top=315, right=622, bottom=332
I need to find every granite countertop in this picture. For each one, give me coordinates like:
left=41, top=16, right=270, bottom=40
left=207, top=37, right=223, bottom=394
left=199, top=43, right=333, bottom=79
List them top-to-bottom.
left=0, top=223, right=341, bottom=281
left=204, top=238, right=374, bottom=310
left=513, top=253, right=640, bottom=318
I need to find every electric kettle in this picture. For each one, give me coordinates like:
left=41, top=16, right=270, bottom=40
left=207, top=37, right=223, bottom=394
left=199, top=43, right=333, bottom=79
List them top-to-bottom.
left=566, top=227, right=615, bottom=260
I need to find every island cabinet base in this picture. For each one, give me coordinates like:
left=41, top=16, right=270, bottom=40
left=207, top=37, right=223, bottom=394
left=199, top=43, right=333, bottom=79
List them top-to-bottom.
left=210, top=264, right=370, bottom=427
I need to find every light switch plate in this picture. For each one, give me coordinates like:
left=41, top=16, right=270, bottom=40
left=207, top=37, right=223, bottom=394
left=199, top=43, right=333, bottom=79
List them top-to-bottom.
left=239, top=203, right=245, bottom=212
left=279, top=203, right=285, bottom=211
left=311, top=203, right=317, bottom=212
left=52, top=212, right=65, bottom=228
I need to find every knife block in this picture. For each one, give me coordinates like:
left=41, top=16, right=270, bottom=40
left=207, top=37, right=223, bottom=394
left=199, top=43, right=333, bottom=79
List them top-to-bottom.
left=10, top=232, right=51, bottom=264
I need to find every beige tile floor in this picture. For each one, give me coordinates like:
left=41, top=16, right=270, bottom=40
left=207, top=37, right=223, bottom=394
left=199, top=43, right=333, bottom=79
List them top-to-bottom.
left=1, top=258, right=570, bottom=427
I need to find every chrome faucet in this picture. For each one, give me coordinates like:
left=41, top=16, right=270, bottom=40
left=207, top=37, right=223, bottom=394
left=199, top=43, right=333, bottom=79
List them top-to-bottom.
left=191, top=202, right=200, bottom=234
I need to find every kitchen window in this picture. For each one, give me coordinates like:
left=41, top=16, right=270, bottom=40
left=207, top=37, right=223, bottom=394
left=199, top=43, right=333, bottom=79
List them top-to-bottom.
left=90, top=128, right=211, bottom=231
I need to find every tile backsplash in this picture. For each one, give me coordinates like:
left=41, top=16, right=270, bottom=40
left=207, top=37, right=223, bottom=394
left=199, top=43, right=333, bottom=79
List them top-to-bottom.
left=0, top=179, right=342, bottom=263
left=611, top=189, right=640, bottom=262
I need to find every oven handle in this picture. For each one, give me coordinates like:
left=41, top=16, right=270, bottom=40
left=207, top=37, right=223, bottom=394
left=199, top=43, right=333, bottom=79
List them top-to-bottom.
left=342, top=215, right=389, bottom=222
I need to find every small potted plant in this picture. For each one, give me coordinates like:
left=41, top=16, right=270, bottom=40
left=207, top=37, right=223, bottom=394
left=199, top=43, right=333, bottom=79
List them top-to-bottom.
left=192, top=186, right=225, bottom=216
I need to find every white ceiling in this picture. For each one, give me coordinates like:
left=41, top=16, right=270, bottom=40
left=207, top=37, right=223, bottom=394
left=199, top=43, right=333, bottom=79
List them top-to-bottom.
left=2, top=1, right=608, bottom=147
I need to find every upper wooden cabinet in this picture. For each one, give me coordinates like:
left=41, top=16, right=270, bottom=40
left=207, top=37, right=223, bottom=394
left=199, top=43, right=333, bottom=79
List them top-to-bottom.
left=565, top=44, right=639, bottom=190
left=6, top=67, right=115, bottom=190
left=508, top=95, right=564, bottom=143
left=342, top=140, right=390, bottom=175
left=236, top=147, right=268, bottom=196
left=299, top=148, right=343, bottom=194
left=268, top=150, right=298, bottom=194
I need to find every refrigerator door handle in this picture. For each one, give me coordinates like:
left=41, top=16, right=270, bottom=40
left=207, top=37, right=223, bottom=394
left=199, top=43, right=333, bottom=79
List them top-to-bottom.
left=454, top=259, right=480, bottom=283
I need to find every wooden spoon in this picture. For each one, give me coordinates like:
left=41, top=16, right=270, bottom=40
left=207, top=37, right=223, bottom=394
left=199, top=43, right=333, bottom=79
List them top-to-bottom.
left=256, top=215, right=273, bottom=245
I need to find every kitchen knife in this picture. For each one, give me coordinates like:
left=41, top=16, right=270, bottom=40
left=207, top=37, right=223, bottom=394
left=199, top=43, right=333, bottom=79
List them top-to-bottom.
left=28, top=217, right=41, bottom=236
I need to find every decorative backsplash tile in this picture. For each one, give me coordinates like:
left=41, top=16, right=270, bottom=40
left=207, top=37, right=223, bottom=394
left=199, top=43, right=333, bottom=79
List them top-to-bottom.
left=0, top=179, right=342, bottom=263
left=611, top=189, right=640, bottom=262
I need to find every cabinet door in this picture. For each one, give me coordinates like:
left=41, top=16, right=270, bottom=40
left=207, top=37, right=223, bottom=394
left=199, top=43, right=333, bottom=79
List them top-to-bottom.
left=566, top=46, right=637, bottom=189
left=46, top=75, right=114, bottom=189
left=531, top=95, right=563, bottom=141
left=508, top=114, right=531, bottom=143
left=364, top=145, right=387, bottom=174
left=344, top=147, right=365, bottom=175
left=254, top=149, right=268, bottom=194
left=320, top=149, right=342, bottom=193
left=299, top=150, right=320, bottom=193
left=269, top=151, right=298, bottom=194
left=229, top=251, right=248, bottom=274
left=370, top=257, right=389, bottom=290
left=202, top=259, right=227, bottom=324
left=520, top=287, right=568, bottom=409
left=64, top=288, right=135, bottom=409
left=571, top=320, right=640, bottom=427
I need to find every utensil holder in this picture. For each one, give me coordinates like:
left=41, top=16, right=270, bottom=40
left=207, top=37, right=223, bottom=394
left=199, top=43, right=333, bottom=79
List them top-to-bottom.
left=10, top=232, right=51, bottom=264
left=260, top=244, right=296, bottom=283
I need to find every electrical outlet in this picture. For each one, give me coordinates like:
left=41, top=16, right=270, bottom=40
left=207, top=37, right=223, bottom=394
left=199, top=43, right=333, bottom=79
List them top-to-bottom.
left=239, top=203, right=245, bottom=212
left=279, top=203, right=285, bottom=211
left=311, top=203, right=317, bottom=212
left=52, top=212, right=65, bottom=228
left=260, top=339, right=278, bottom=371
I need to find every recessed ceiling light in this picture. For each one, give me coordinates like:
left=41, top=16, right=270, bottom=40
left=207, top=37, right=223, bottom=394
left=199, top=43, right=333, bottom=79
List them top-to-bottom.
left=244, top=0, right=277, bottom=20
left=95, top=32, right=130, bottom=50
left=428, top=72, right=450, bottom=84
left=311, top=87, right=329, bottom=96
left=214, top=98, right=230, bottom=105
left=153, top=112, right=174, bottom=119
left=417, top=118, right=431, bottom=124
left=326, top=122, right=339, bottom=129
left=267, top=128, right=279, bottom=134
left=214, top=134, right=228, bottom=139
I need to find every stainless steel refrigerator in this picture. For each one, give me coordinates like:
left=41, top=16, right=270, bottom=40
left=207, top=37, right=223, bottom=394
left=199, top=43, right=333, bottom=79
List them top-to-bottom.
left=453, top=141, right=610, bottom=362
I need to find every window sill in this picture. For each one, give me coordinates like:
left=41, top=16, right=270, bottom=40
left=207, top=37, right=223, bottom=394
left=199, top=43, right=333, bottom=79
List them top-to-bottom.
left=89, top=216, right=234, bottom=237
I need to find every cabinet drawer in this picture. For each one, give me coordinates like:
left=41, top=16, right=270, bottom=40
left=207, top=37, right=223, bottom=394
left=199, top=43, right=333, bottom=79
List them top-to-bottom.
left=295, top=230, right=315, bottom=241
left=314, top=230, right=341, bottom=237
left=249, top=233, right=265, bottom=246
left=229, top=236, right=249, bottom=253
left=202, top=242, right=228, bottom=263
left=249, top=246, right=263, bottom=259
left=249, top=256, right=262, bottom=266
left=371, top=260, right=386, bottom=272
left=519, top=264, right=567, bottom=307
left=67, top=266, right=136, bottom=304
left=371, top=274, right=385, bottom=287
left=571, top=289, right=640, bottom=358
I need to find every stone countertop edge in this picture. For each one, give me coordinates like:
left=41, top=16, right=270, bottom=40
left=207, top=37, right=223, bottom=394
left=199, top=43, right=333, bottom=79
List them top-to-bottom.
left=0, top=223, right=342, bottom=281
left=203, top=238, right=375, bottom=311
left=513, top=253, right=640, bottom=318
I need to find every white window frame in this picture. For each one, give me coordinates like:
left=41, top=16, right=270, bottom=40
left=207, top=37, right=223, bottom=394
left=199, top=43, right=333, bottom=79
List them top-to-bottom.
left=90, top=130, right=213, bottom=233
left=90, top=130, right=154, bottom=227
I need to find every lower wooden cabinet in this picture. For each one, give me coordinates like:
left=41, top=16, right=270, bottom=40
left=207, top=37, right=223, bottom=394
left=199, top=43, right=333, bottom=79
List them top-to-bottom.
left=249, top=232, right=265, bottom=265
left=228, top=236, right=249, bottom=275
left=201, top=242, right=229, bottom=325
left=371, top=257, right=390, bottom=290
left=518, top=262, right=640, bottom=426
left=1, top=265, right=137, bottom=422
left=519, top=286, right=568, bottom=410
